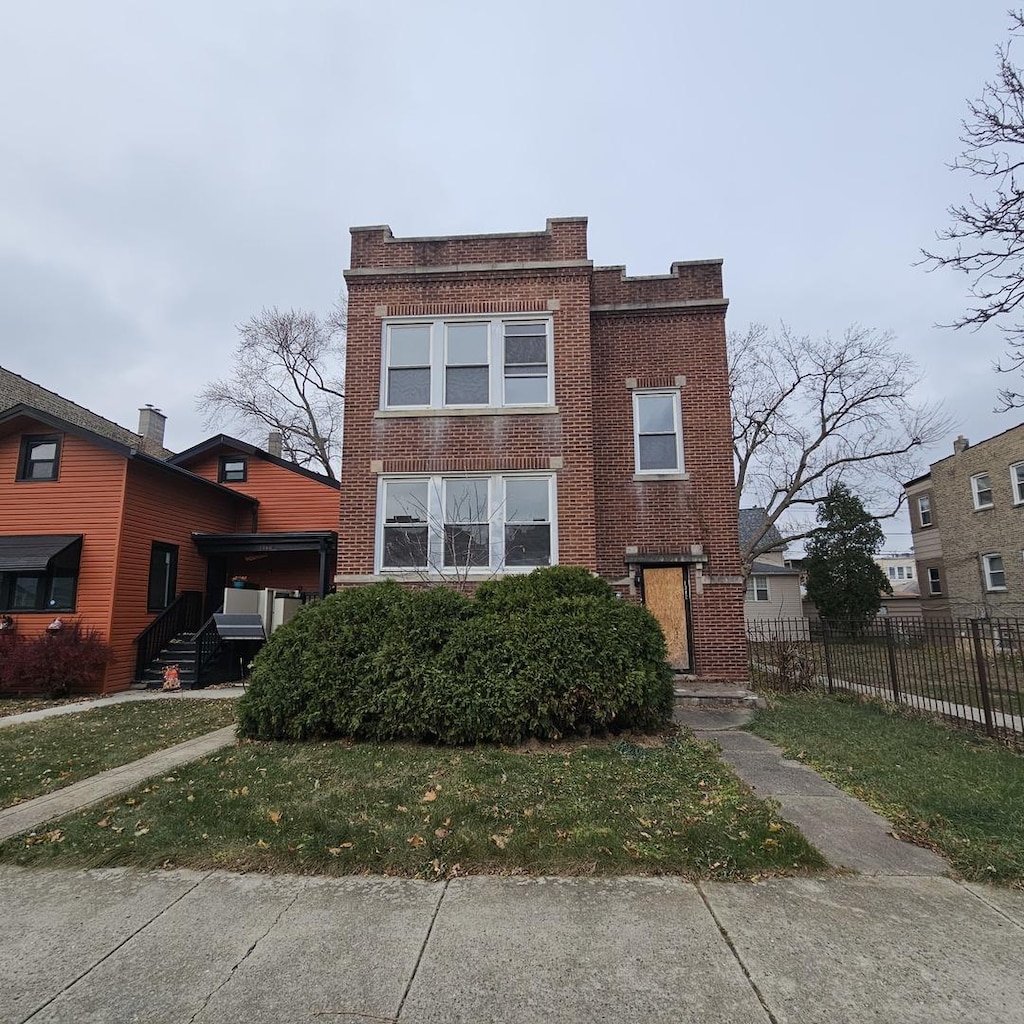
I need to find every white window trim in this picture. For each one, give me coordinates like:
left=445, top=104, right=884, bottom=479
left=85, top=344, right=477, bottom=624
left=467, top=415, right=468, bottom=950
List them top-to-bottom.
left=381, top=314, right=554, bottom=412
left=632, top=389, right=684, bottom=477
left=1011, top=462, right=1024, bottom=506
left=374, top=472, right=558, bottom=576
left=971, top=473, right=994, bottom=510
left=917, top=494, right=932, bottom=527
left=982, top=553, right=1007, bottom=592
left=927, top=567, right=942, bottom=595
left=746, top=574, right=770, bottom=602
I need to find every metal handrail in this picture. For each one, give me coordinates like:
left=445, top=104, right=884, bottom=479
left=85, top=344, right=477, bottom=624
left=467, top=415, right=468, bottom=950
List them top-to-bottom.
left=134, top=591, right=203, bottom=681
left=193, top=607, right=224, bottom=688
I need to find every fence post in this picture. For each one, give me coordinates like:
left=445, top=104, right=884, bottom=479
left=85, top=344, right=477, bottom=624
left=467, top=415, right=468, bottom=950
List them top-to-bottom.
left=884, top=618, right=901, bottom=704
left=969, top=618, right=997, bottom=738
left=821, top=620, right=835, bottom=693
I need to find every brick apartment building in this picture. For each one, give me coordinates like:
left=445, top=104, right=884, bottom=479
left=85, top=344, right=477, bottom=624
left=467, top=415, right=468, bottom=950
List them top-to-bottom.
left=336, top=218, right=747, bottom=680
left=905, top=423, right=1024, bottom=619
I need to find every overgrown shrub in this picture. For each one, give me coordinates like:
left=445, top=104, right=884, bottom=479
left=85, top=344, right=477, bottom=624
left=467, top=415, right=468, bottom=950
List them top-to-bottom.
left=238, top=569, right=673, bottom=744
left=0, top=622, right=113, bottom=697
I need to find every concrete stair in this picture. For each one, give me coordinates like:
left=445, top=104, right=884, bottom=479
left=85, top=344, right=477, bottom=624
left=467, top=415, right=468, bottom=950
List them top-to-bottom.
left=140, top=633, right=197, bottom=689
left=673, top=675, right=763, bottom=708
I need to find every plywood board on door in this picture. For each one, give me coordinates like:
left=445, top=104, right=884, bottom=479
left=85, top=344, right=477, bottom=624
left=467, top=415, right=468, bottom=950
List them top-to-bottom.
left=644, top=567, right=690, bottom=670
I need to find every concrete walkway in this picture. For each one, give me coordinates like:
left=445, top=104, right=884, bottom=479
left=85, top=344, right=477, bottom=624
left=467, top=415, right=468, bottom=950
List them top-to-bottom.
left=0, top=685, right=244, bottom=730
left=675, top=706, right=950, bottom=876
left=0, top=726, right=238, bottom=843
left=0, top=866, right=1021, bottom=1023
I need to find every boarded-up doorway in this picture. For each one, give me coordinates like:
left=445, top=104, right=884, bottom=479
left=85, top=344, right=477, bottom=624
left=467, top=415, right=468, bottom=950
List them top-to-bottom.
left=642, top=566, right=692, bottom=671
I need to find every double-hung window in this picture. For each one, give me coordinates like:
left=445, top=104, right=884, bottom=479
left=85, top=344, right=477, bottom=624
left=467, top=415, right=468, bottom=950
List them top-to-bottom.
left=382, top=316, right=553, bottom=410
left=633, top=391, right=684, bottom=475
left=17, top=435, right=61, bottom=481
left=1011, top=463, right=1024, bottom=505
left=972, top=473, right=994, bottom=510
left=377, top=474, right=556, bottom=573
left=917, top=494, right=932, bottom=527
left=982, top=553, right=1006, bottom=591
left=927, top=567, right=942, bottom=595
left=746, top=575, right=770, bottom=602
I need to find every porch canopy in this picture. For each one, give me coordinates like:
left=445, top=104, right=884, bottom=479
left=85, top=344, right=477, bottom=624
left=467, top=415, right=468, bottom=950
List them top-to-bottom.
left=191, top=531, right=338, bottom=598
left=0, top=535, right=83, bottom=572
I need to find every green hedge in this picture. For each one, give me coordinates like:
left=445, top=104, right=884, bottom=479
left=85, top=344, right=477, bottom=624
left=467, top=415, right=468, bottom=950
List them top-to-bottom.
left=237, top=568, right=673, bottom=744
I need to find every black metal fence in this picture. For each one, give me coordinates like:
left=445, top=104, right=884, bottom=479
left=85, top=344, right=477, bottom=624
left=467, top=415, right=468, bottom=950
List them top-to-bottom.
left=746, top=617, right=1024, bottom=749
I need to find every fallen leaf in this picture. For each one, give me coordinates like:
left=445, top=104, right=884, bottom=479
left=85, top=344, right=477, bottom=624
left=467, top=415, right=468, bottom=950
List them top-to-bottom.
left=422, top=790, right=437, bottom=803
left=186, top=794, right=195, bottom=803
left=396, top=805, right=409, bottom=813
left=268, top=810, right=282, bottom=825
left=97, top=819, right=109, bottom=828
left=768, top=821, right=783, bottom=833
left=134, top=827, right=150, bottom=838
left=434, top=828, right=450, bottom=839
left=407, top=834, right=426, bottom=847
left=489, top=834, right=507, bottom=849
left=256, top=839, right=269, bottom=849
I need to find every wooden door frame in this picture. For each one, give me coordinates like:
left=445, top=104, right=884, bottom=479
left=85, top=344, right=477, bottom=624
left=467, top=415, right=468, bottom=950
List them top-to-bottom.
left=637, top=563, right=696, bottom=673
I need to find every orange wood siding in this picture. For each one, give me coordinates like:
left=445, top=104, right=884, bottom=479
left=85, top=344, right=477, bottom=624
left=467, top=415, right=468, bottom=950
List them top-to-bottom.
left=0, top=425, right=127, bottom=690
left=185, top=451, right=339, bottom=533
left=107, top=462, right=246, bottom=692
left=224, top=552, right=323, bottom=594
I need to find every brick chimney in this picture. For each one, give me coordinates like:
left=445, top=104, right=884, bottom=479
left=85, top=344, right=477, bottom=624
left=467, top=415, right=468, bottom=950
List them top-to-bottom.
left=138, top=405, right=166, bottom=449
left=267, top=431, right=283, bottom=458
left=953, top=435, right=969, bottom=455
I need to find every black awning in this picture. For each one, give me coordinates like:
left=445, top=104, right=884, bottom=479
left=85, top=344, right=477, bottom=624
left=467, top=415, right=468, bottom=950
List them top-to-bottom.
left=192, top=531, right=336, bottom=555
left=0, top=535, right=83, bottom=573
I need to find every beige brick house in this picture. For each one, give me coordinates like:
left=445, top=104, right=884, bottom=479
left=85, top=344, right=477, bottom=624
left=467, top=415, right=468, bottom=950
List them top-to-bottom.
left=904, top=424, right=1024, bottom=618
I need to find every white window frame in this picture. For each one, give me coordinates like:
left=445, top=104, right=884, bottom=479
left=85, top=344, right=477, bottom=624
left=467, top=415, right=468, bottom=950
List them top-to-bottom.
left=381, top=315, right=554, bottom=411
left=632, top=389, right=684, bottom=476
left=1011, top=462, right=1024, bottom=506
left=971, top=472, right=994, bottom=510
left=374, top=473, right=558, bottom=575
left=917, top=494, right=932, bottom=527
left=982, top=553, right=1006, bottom=592
left=887, top=566, right=897, bottom=580
left=927, top=567, right=942, bottom=595
left=746, top=575, right=770, bottom=602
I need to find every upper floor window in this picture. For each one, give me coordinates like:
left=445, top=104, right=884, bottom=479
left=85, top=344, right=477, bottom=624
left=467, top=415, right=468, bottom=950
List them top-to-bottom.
left=382, top=316, right=554, bottom=411
left=633, top=390, right=684, bottom=475
left=17, top=435, right=61, bottom=481
left=219, top=456, right=247, bottom=483
left=1012, top=463, right=1024, bottom=505
left=377, top=473, right=556, bottom=574
left=971, top=473, right=994, bottom=510
left=917, top=494, right=932, bottom=527
left=982, top=553, right=1006, bottom=591
left=927, top=566, right=942, bottom=595
left=746, top=575, right=770, bottom=602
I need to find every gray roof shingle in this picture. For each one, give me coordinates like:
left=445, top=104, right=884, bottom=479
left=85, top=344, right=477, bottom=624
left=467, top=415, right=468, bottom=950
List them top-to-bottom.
left=738, top=507, right=785, bottom=556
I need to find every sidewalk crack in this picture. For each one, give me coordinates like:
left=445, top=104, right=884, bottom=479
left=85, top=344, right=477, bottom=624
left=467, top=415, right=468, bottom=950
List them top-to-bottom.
left=19, top=871, right=211, bottom=1024
left=395, top=880, right=449, bottom=1022
left=958, top=881, right=1024, bottom=932
left=695, top=882, right=778, bottom=1024
left=187, top=886, right=302, bottom=1023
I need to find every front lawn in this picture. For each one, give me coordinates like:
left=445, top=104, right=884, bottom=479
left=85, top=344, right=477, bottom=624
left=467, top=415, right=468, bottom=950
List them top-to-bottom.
left=748, top=693, right=1024, bottom=885
left=0, top=696, right=95, bottom=718
left=0, top=699, right=238, bottom=809
left=0, top=734, right=827, bottom=880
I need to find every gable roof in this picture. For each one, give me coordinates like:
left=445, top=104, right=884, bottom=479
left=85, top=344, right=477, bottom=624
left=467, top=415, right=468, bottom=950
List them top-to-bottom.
left=0, top=366, right=174, bottom=459
left=0, top=405, right=256, bottom=506
left=170, top=434, right=340, bottom=489
left=738, top=507, right=785, bottom=556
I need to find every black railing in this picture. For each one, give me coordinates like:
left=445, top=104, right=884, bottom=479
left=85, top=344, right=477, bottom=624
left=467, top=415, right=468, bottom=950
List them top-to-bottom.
left=134, top=591, right=203, bottom=681
left=193, top=607, right=224, bottom=688
left=747, top=616, right=1024, bottom=749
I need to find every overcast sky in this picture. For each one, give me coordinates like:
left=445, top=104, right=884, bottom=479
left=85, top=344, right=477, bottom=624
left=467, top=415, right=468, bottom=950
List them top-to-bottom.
left=2, top=1, right=1020, bottom=547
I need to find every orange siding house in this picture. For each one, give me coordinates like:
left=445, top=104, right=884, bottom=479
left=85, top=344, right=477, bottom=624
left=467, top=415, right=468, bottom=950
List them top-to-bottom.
left=0, top=408, right=339, bottom=694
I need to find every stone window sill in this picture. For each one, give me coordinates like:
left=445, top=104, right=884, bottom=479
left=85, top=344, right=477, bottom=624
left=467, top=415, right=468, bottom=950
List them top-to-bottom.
left=375, top=406, right=559, bottom=419
left=632, top=472, right=691, bottom=482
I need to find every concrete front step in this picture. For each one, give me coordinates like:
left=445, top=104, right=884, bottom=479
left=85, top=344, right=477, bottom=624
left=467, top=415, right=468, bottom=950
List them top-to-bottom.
left=673, top=679, right=764, bottom=707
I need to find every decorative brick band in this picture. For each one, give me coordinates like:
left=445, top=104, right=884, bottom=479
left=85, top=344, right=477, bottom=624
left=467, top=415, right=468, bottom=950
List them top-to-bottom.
left=377, top=300, right=554, bottom=318
left=626, top=375, right=686, bottom=390
left=374, top=456, right=555, bottom=474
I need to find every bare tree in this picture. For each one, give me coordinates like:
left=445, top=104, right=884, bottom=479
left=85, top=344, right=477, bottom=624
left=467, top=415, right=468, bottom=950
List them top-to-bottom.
left=921, top=10, right=1024, bottom=408
left=198, top=301, right=346, bottom=478
left=731, top=322, right=952, bottom=572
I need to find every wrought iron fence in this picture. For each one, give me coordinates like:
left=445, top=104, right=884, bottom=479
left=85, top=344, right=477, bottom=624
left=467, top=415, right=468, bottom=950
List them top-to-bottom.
left=747, top=617, right=1024, bottom=749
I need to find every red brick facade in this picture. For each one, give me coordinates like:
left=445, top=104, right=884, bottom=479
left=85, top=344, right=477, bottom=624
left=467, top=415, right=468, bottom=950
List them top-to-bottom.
left=337, top=218, right=747, bottom=681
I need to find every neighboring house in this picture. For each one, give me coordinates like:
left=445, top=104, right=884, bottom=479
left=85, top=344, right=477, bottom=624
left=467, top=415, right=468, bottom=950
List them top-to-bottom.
left=336, top=217, right=747, bottom=679
left=0, top=398, right=340, bottom=693
left=904, top=425, right=1024, bottom=619
left=738, top=508, right=802, bottom=622
left=874, top=552, right=922, bottom=619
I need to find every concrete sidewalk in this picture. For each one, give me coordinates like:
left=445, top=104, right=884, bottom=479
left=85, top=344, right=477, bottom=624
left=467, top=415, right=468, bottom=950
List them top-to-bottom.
left=0, top=685, right=244, bottom=730
left=0, top=726, right=238, bottom=843
left=0, top=866, right=1021, bottom=1024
